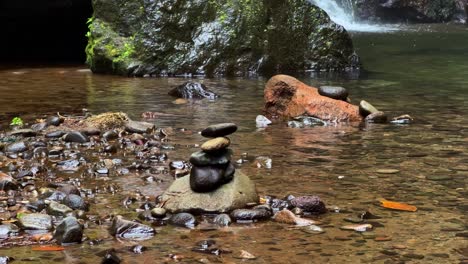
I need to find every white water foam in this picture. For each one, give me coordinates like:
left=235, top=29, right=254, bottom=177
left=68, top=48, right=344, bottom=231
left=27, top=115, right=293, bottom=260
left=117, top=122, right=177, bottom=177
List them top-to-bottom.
left=309, top=0, right=398, bottom=33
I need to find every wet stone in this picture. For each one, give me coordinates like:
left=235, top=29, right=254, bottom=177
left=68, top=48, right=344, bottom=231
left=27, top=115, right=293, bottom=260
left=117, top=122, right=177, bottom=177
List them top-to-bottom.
left=318, top=86, right=349, bottom=101
left=359, top=100, right=379, bottom=117
left=365, top=111, right=388, bottom=123
left=47, top=116, right=62, bottom=126
left=125, top=120, right=155, bottom=134
left=31, top=122, right=48, bottom=132
left=201, top=123, right=237, bottom=138
left=9, top=129, right=37, bottom=137
left=102, top=130, right=119, bottom=141
left=46, top=131, right=66, bottom=138
left=64, top=131, right=89, bottom=143
left=201, top=137, right=230, bottom=153
left=6, top=141, right=27, bottom=153
left=104, top=145, right=118, bottom=153
left=189, top=149, right=232, bottom=166
left=57, top=159, right=81, bottom=172
left=190, top=165, right=226, bottom=193
left=0, top=172, right=18, bottom=191
left=57, top=184, right=80, bottom=195
left=63, top=194, right=89, bottom=211
left=290, top=196, right=327, bottom=214
left=47, top=201, right=73, bottom=216
left=150, top=208, right=166, bottom=218
left=231, top=208, right=272, bottom=221
left=18, top=213, right=53, bottom=230
left=169, top=213, right=197, bottom=228
left=213, top=214, right=232, bottom=227
left=110, top=215, right=155, bottom=239
left=54, top=216, right=83, bottom=244
left=0, top=224, right=19, bottom=237
left=102, top=249, right=121, bottom=264
left=0, top=256, right=13, bottom=264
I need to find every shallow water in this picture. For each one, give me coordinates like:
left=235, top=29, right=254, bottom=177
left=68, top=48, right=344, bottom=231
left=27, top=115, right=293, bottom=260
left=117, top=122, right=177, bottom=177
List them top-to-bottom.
left=0, top=24, right=467, bottom=263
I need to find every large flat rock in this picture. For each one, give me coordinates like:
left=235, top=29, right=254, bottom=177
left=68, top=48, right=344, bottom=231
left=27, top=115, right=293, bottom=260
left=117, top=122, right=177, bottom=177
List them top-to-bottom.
left=161, top=171, right=258, bottom=214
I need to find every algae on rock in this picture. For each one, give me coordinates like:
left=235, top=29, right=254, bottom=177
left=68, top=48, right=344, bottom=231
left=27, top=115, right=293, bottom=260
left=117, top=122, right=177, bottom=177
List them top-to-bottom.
left=86, top=0, right=358, bottom=77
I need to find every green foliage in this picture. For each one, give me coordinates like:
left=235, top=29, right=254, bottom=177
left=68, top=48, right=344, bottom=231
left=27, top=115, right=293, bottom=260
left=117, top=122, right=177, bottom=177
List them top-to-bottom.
left=10, top=117, right=24, bottom=127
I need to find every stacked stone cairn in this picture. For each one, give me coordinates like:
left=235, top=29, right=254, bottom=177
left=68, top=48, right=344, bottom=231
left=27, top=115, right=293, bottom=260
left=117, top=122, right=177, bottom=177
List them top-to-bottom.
left=189, top=123, right=238, bottom=193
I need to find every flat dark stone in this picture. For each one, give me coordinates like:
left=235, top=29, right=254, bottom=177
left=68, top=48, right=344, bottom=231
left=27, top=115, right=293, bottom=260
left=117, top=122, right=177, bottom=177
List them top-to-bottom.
left=318, top=86, right=348, bottom=100
left=201, top=123, right=237, bottom=138
left=9, top=129, right=37, bottom=137
left=46, top=130, right=66, bottom=138
left=64, top=131, right=89, bottom=143
left=6, top=141, right=27, bottom=153
left=189, top=149, right=232, bottom=166
left=230, top=208, right=272, bottom=221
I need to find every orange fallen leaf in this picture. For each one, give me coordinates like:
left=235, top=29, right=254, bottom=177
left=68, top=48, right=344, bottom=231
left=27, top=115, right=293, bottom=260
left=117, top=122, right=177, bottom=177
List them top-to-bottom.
left=379, top=199, right=417, bottom=212
left=31, top=233, right=53, bottom=242
left=32, top=246, right=65, bottom=251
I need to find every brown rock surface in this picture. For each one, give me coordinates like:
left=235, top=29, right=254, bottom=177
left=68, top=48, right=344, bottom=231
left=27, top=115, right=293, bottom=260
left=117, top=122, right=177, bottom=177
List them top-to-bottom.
left=264, top=75, right=362, bottom=122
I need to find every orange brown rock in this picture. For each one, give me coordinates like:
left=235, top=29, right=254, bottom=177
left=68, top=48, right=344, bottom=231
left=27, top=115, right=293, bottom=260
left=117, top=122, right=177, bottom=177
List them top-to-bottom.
left=264, top=75, right=362, bottom=122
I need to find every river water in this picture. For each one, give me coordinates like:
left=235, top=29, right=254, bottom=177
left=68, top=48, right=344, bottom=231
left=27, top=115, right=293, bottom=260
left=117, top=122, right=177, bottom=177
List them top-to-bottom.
left=0, top=24, right=466, bottom=263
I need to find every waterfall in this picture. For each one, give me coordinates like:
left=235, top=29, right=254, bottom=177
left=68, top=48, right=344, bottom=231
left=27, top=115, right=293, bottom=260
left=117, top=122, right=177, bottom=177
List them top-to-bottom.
left=309, top=0, right=396, bottom=32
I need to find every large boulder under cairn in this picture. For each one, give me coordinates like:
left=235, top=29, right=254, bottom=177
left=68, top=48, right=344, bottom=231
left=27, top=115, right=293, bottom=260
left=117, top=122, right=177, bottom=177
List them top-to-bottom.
left=85, top=0, right=358, bottom=77
left=264, top=75, right=362, bottom=122
left=161, top=171, right=258, bottom=214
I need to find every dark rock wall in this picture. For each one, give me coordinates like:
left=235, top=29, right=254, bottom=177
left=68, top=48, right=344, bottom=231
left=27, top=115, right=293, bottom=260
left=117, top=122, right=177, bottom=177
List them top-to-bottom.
left=86, top=0, right=358, bottom=77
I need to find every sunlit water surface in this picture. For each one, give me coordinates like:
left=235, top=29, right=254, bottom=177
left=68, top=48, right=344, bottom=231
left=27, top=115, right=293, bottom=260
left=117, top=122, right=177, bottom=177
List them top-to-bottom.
left=0, top=24, right=466, bottom=263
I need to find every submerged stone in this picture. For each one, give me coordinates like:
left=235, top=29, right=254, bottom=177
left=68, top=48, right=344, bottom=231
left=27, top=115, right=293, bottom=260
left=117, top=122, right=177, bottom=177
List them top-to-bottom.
left=168, top=82, right=218, bottom=99
left=365, top=111, right=388, bottom=123
left=290, top=196, right=327, bottom=214
left=231, top=208, right=272, bottom=221
left=169, top=213, right=197, bottom=228
left=213, top=214, right=232, bottom=227
left=110, top=215, right=155, bottom=239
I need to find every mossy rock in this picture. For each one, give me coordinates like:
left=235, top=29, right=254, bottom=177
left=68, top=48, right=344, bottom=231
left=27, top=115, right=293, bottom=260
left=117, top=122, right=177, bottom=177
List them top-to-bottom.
left=86, top=0, right=358, bottom=77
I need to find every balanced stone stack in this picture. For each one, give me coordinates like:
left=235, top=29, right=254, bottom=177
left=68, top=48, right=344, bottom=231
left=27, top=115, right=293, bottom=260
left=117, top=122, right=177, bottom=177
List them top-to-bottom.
left=189, top=123, right=238, bottom=193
